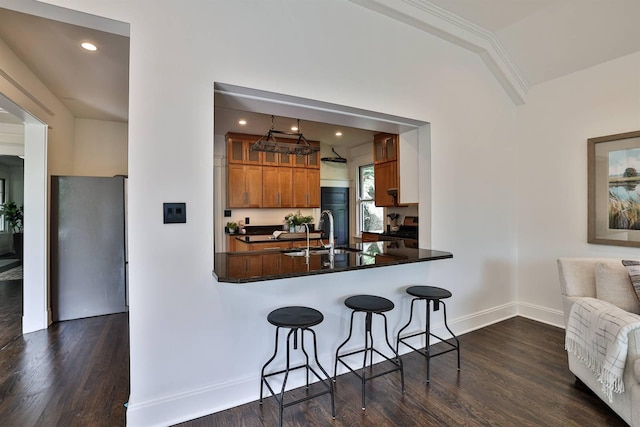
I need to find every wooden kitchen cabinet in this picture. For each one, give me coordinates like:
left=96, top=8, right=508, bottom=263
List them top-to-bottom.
left=226, top=132, right=319, bottom=209
left=373, top=132, right=399, bottom=207
left=226, top=133, right=262, bottom=165
left=373, top=133, right=397, bottom=164
left=293, top=141, right=320, bottom=168
left=263, top=151, right=293, bottom=167
left=374, top=160, right=398, bottom=207
left=227, top=164, right=263, bottom=208
left=262, top=166, right=292, bottom=208
left=293, top=168, right=320, bottom=208
left=361, top=232, right=380, bottom=242
left=226, top=234, right=238, bottom=252
left=291, top=239, right=322, bottom=248
left=235, top=240, right=291, bottom=252
left=261, top=252, right=292, bottom=276
left=226, top=254, right=263, bottom=278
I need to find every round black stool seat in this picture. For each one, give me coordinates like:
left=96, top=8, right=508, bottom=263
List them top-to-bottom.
left=406, top=285, right=452, bottom=300
left=344, top=295, right=394, bottom=313
left=267, top=306, right=324, bottom=328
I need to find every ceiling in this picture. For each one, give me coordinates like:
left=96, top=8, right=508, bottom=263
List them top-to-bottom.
left=425, top=0, right=640, bottom=86
left=1, top=1, right=640, bottom=137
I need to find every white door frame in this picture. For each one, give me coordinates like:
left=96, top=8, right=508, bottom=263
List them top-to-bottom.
left=0, top=93, right=49, bottom=333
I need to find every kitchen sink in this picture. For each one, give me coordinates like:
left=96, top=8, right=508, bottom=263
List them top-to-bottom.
left=281, top=247, right=362, bottom=257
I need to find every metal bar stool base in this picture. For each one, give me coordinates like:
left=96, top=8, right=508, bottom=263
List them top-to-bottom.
left=396, top=286, right=461, bottom=383
left=334, top=295, right=405, bottom=410
left=260, top=307, right=335, bottom=427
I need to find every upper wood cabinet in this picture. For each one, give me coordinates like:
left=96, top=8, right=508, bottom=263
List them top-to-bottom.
left=225, top=132, right=320, bottom=209
left=226, top=133, right=262, bottom=165
left=373, top=133, right=400, bottom=207
left=374, top=133, right=397, bottom=164
left=293, top=141, right=320, bottom=168
left=263, top=151, right=293, bottom=167
left=374, top=160, right=398, bottom=207
left=227, top=164, right=263, bottom=208
left=262, top=166, right=292, bottom=208
left=293, top=168, right=320, bottom=208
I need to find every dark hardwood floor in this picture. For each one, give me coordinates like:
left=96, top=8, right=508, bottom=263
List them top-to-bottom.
left=0, top=278, right=129, bottom=427
left=0, top=280, right=22, bottom=350
left=0, top=281, right=628, bottom=427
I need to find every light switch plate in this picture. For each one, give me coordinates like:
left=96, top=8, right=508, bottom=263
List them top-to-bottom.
left=163, top=203, right=186, bottom=224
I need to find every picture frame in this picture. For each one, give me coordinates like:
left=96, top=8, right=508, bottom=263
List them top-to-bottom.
left=588, top=130, right=640, bottom=247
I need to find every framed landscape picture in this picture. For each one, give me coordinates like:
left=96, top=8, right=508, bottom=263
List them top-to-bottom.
left=588, top=130, right=640, bottom=247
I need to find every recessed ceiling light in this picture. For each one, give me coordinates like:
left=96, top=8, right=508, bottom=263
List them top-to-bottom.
left=81, top=42, right=98, bottom=51
left=238, top=119, right=247, bottom=125
left=291, top=126, right=298, bottom=131
left=335, top=131, right=343, bottom=136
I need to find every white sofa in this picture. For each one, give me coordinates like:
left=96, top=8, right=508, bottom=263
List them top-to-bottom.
left=558, top=258, right=640, bottom=426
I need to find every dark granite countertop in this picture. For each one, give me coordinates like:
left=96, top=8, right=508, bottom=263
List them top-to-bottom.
left=231, top=232, right=323, bottom=243
left=213, top=241, right=453, bottom=283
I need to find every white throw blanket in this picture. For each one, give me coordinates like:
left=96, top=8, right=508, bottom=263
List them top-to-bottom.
left=565, top=297, right=640, bottom=401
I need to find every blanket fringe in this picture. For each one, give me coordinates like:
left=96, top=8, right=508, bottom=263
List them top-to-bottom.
left=566, top=335, right=621, bottom=401
left=565, top=336, right=602, bottom=374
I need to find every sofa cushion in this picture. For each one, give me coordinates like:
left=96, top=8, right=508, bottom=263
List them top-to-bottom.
left=622, top=260, right=640, bottom=306
left=595, top=262, right=640, bottom=314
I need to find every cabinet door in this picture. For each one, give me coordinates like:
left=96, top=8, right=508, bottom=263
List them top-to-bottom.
left=373, top=133, right=397, bottom=163
left=227, top=134, right=262, bottom=165
left=384, top=135, right=397, bottom=161
left=374, top=138, right=385, bottom=163
left=293, top=141, right=320, bottom=168
left=263, top=151, right=294, bottom=167
left=374, top=161, right=397, bottom=207
left=227, top=164, right=262, bottom=208
left=227, top=164, right=248, bottom=208
left=245, top=165, right=263, bottom=207
left=263, top=167, right=292, bottom=208
left=263, top=167, right=280, bottom=207
left=292, top=168, right=320, bottom=208
left=292, top=168, right=308, bottom=207
left=307, top=169, right=320, bottom=207
left=227, top=255, right=263, bottom=278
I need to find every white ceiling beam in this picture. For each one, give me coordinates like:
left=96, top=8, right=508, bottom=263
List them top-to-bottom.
left=348, top=0, right=529, bottom=105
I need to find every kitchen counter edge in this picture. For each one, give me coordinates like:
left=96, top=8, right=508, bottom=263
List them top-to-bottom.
left=212, top=247, right=453, bottom=284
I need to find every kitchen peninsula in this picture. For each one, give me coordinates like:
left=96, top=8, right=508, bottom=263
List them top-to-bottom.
left=213, top=241, right=452, bottom=283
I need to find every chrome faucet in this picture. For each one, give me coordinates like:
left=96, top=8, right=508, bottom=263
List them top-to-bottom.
left=319, top=210, right=335, bottom=258
left=303, top=222, right=310, bottom=260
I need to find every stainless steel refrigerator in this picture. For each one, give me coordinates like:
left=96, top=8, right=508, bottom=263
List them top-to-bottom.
left=51, top=176, right=128, bottom=321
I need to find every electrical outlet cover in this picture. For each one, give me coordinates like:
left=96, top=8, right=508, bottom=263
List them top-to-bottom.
left=164, top=203, right=186, bottom=224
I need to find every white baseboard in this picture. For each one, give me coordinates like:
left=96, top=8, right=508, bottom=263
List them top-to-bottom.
left=517, top=302, right=564, bottom=329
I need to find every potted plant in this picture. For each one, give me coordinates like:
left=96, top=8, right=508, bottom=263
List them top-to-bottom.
left=0, top=201, right=23, bottom=259
left=285, top=210, right=314, bottom=233
left=225, top=221, right=239, bottom=234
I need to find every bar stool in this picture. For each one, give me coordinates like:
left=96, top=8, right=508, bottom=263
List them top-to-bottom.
left=396, top=285, right=460, bottom=382
left=334, top=295, right=404, bottom=410
left=260, top=306, right=335, bottom=427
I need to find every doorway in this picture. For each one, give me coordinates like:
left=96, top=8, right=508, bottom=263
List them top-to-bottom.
left=0, top=94, right=48, bottom=334
left=321, top=187, right=349, bottom=246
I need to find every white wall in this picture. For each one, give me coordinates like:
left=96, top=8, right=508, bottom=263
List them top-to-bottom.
left=41, top=1, right=518, bottom=426
left=516, top=51, right=640, bottom=325
left=73, top=118, right=128, bottom=176
left=319, top=142, right=350, bottom=187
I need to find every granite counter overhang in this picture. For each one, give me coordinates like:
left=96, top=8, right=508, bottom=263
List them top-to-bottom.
left=213, top=242, right=453, bottom=283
